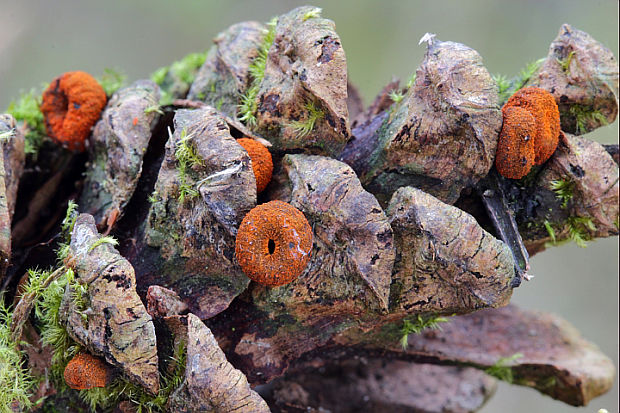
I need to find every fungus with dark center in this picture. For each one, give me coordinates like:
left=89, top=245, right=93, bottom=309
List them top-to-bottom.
left=40, top=71, right=107, bottom=151
left=499, top=87, right=561, bottom=174
left=495, top=106, right=537, bottom=179
left=237, top=137, right=273, bottom=193
left=235, top=200, right=313, bottom=287
left=64, top=352, right=114, bottom=390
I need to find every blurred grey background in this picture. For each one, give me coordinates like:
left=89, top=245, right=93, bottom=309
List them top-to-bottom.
left=0, top=0, right=617, bottom=411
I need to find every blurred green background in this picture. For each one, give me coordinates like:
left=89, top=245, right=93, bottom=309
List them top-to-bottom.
left=0, top=0, right=617, bottom=411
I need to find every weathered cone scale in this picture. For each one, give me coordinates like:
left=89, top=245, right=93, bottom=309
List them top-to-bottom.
left=254, top=6, right=350, bottom=156
left=190, top=7, right=350, bottom=156
left=188, top=22, right=265, bottom=117
left=526, top=24, right=619, bottom=135
left=341, top=37, right=502, bottom=205
left=80, top=80, right=161, bottom=229
left=143, top=107, right=255, bottom=319
left=0, top=114, right=25, bottom=276
left=505, top=133, right=619, bottom=254
left=256, top=154, right=395, bottom=315
left=387, top=186, right=515, bottom=315
left=62, top=213, right=159, bottom=393
left=336, top=305, right=615, bottom=406
left=166, top=314, right=270, bottom=413
left=267, top=360, right=497, bottom=413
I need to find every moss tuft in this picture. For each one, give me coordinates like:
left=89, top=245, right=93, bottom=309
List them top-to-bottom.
left=238, top=17, right=278, bottom=127
left=98, top=68, right=126, bottom=96
left=6, top=88, right=47, bottom=156
left=288, top=101, right=324, bottom=138
left=400, top=314, right=450, bottom=349
left=484, top=353, right=523, bottom=383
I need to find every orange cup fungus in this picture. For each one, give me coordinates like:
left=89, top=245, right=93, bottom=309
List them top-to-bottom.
left=40, top=71, right=107, bottom=152
left=495, top=87, right=561, bottom=179
left=237, top=138, right=273, bottom=193
left=235, top=200, right=313, bottom=287
left=64, top=352, right=113, bottom=390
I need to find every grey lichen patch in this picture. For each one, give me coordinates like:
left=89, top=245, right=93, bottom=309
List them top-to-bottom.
left=187, top=22, right=265, bottom=118
left=526, top=24, right=619, bottom=135
left=342, top=38, right=501, bottom=205
left=79, top=80, right=161, bottom=230
left=144, top=107, right=255, bottom=319
left=254, top=154, right=394, bottom=316
left=387, top=187, right=515, bottom=316
left=63, top=213, right=160, bottom=394
left=167, top=314, right=270, bottom=412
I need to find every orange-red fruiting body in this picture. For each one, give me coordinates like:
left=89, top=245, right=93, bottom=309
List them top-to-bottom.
left=40, top=71, right=107, bottom=152
left=503, top=87, right=561, bottom=165
left=495, top=107, right=536, bottom=179
left=237, top=138, right=273, bottom=193
left=235, top=200, right=313, bottom=287
left=64, top=352, right=112, bottom=390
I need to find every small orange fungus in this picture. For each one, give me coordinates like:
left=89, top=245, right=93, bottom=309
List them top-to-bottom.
left=40, top=71, right=107, bottom=151
left=496, top=87, right=561, bottom=179
left=495, top=107, right=536, bottom=179
left=237, top=138, right=273, bottom=193
left=235, top=200, right=313, bottom=287
left=64, top=352, right=113, bottom=390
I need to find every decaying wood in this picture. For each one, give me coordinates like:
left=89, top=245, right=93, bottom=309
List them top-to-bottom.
left=1, top=9, right=618, bottom=412
left=526, top=24, right=619, bottom=134
left=79, top=80, right=161, bottom=230
left=140, top=107, right=255, bottom=318
left=0, top=114, right=24, bottom=278
left=63, top=213, right=160, bottom=393
left=167, top=314, right=270, bottom=412
left=265, top=360, right=497, bottom=413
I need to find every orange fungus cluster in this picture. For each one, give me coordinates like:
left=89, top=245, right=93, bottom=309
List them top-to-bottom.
left=40, top=71, right=107, bottom=152
left=495, top=87, right=561, bottom=179
left=237, top=138, right=273, bottom=193
left=235, top=200, right=313, bottom=287
left=64, top=352, right=113, bottom=390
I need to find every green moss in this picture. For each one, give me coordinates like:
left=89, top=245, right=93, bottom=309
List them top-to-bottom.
left=302, top=7, right=322, bottom=21
left=238, top=17, right=278, bottom=127
left=556, top=50, right=576, bottom=73
left=170, top=53, right=207, bottom=85
left=150, top=67, right=169, bottom=86
left=98, top=68, right=126, bottom=96
left=405, top=72, right=417, bottom=90
left=492, top=73, right=512, bottom=104
left=6, top=88, right=47, bottom=156
left=388, top=90, right=405, bottom=104
left=288, top=101, right=324, bottom=138
left=568, top=104, right=608, bottom=134
left=144, top=105, right=164, bottom=115
left=174, top=128, right=203, bottom=203
left=550, top=179, right=575, bottom=209
left=566, top=216, right=596, bottom=248
left=543, top=220, right=556, bottom=243
left=88, top=235, right=119, bottom=252
left=0, top=300, right=35, bottom=412
left=400, top=314, right=450, bottom=349
left=78, top=341, right=187, bottom=412
left=484, top=353, right=523, bottom=383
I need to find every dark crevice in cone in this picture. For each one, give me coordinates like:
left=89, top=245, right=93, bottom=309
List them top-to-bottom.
left=115, top=110, right=174, bottom=261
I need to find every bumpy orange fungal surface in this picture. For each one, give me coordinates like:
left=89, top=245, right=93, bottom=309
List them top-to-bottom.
left=40, top=71, right=107, bottom=151
left=503, top=87, right=561, bottom=166
left=495, top=107, right=537, bottom=179
left=237, top=138, right=273, bottom=193
left=235, top=200, right=313, bottom=287
left=64, top=352, right=112, bottom=390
